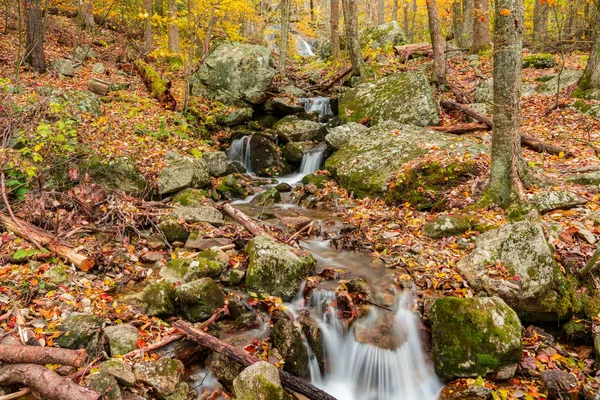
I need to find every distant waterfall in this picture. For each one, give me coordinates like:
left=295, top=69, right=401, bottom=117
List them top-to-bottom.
left=296, top=36, right=315, bottom=57
left=299, top=97, right=334, bottom=119
left=229, top=136, right=252, bottom=173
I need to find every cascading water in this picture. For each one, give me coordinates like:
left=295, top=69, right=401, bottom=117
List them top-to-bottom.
left=296, top=36, right=315, bottom=57
left=299, top=97, right=334, bottom=119
left=228, top=136, right=252, bottom=173
left=299, top=143, right=328, bottom=175
left=290, top=290, right=442, bottom=400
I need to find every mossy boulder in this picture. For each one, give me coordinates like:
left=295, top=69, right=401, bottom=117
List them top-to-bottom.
left=360, top=20, right=406, bottom=50
left=190, top=42, right=275, bottom=106
left=522, top=53, right=556, bottom=69
left=337, top=70, right=439, bottom=126
left=537, top=70, right=583, bottom=96
left=572, top=99, right=600, bottom=118
left=224, top=107, right=253, bottom=126
left=273, top=116, right=327, bottom=143
left=324, top=121, right=486, bottom=203
left=325, top=122, right=368, bottom=150
left=248, top=135, right=286, bottom=177
left=282, top=142, right=305, bottom=164
left=203, top=151, right=228, bottom=177
left=158, top=154, right=210, bottom=195
left=82, top=157, right=147, bottom=196
left=565, top=170, right=600, bottom=186
left=302, top=173, right=329, bottom=189
left=217, top=174, right=247, bottom=199
left=251, top=187, right=281, bottom=205
left=172, top=188, right=209, bottom=206
left=531, top=190, right=587, bottom=214
left=169, top=206, right=225, bottom=226
left=423, top=214, right=477, bottom=238
left=157, top=218, right=189, bottom=242
left=457, top=221, right=572, bottom=321
left=245, top=234, right=316, bottom=301
left=160, top=257, right=224, bottom=283
left=176, top=278, right=226, bottom=322
left=140, top=282, right=177, bottom=317
left=431, top=297, right=522, bottom=380
left=55, top=313, right=105, bottom=358
left=271, top=317, right=309, bottom=376
left=104, top=324, right=139, bottom=356
left=208, top=352, right=244, bottom=391
left=133, top=358, right=185, bottom=398
left=99, top=359, right=136, bottom=386
left=233, top=361, right=286, bottom=400
left=87, top=372, right=122, bottom=400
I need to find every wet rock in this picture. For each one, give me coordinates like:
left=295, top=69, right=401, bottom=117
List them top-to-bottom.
left=361, top=20, right=406, bottom=50
left=190, top=42, right=275, bottom=106
left=523, top=53, right=556, bottom=69
left=52, top=59, right=74, bottom=77
left=338, top=70, right=438, bottom=126
left=272, top=97, right=304, bottom=115
left=224, top=107, right=253, bottom=126
left=274, top=115, right=327, bottom=143
left=325, top=122, right=368, bottom=150
left=248, top=135, right=286, bottom=176
left=282, top=142, right=304, bottom=164
left=204, top=151, right=228, bottom=177
left=157, top=155, right=210, bottom=195
left=82, top=157, right=147, bottom=196
left=302, top=173, right=329, bottom=188
left=217, top=174, right=247, bottom=199
left=275, top=182, right=293, bottom=192
left=304, top=183, right=318, bottom=194
left=251, top=187, right=281, bottom=205
left=172, top=188, right=209, bottom=206
left=531, top=191, right=587, bottom=214
left=170, top=206, right=225, bottom=226
left=423, top=214, right=476, bottom=238
left=280, top=216, right=312, bottom=233
left=157, top=218, right=189, bottom=242
left=457, top=221, right=571, bottom=321
left=184, top=234, right=233, bottom=250
left=245, top=234, right=316, bottom=300
left=161, top=256, right=223, bottom=283
left=222, top=268, right=246, bottom=286
left=346, top=276, right=373, bottom=300
left=177, top=278, right=226, bottom=322
left=139, top=282, right=177, bottom=317
left=228, top=295, right=259, bottom=329
left=431, top=297, right=522, bottom=379
left=298, top=310, right=324, bottom=367
left=354, top=310, right=405, bottom=350
left=55, top=313, right=105, bottom=358
left=271, top=317, right=308, bottom=376
left=104, top=324, right=139, bottom=356
left=208, top=352, right=245, bottom=391
left=99, top=358, right=136, bottom=386
left=133, top=358, right=185, bottom=397
left=233, top=361, right=286, bottom=400
left=540, top=369, right=579, bottom=400
left=87, top=371, right=122, bottom=400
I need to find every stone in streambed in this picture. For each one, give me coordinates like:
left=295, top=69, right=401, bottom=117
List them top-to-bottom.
left=204, top=151, right=228, bottom=177
left=172, top=188, right=209, bottom=207
left=169, top=206, right=225, bottom=226
left=157, top=218, right=189, bottom=242
left=160, top=255, right=224, bottom=283
left=177, top=278, right=225, bottom=322
left=138, top=282, right=177, bottom=317
left=55, top=313, right=105, bottom=358
left=271, top=316, right=308, bottom=376
left=104, top=324, right=139, bottom=356
left=133, top=358, right=185, bottom=397
left=99, top=359, right=136, bottom=386
left=233, top=361, right=286, bottom=400
left=87, top=371, right=122, bottom=400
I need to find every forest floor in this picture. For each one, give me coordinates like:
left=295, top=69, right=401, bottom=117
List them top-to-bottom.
left=2, top=8, right=600, bottom=400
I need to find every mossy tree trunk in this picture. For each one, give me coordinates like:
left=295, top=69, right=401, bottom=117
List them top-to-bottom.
left=25, top=0, right=45, bottom=73
left=167, top=0, right=179, bottom=53
left=279, top=0, right=290, bottom=75
left=331, top=0, right=340, bottom=62
left=342, top=0, right=366, bottom=76
left=426, top=0, right=446, bottom=85
left=452, top=0, right=473, bottom=49
left=471, top=0, right=490, bottom=53
left=486, top=0, right=526, bottom=207
left=578, top=4, right=600, bottom=92
left=134, top=59, right=177, bottom=110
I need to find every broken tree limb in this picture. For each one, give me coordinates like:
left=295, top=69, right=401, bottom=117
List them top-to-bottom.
left=393, top=42, right=433, bottom=62
left=134, top=60, right=177, bottom=110
left=321, top=64, right=352, bottom=90
left=439, top=100, right=573, bottom=157
left=426, top=123, right=489, bottom=134
left=217, top=203, right=266, bottom=236
left=0, top=213, right=94, bottom=271
left=579, top=242, right=600, bottom=276
left=174, top=320, right=337, bottom=400
left=0, top=345, right=87, bottom=367
left=0, top=364, right=100, bottom=400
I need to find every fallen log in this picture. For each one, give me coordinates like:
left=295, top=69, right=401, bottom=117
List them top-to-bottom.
left=394, top=42, right=433, bottom=61
left=134, top=60, right=177, bottom=110
left=439, top=99, right=573, bottom=157
left=425, top=123, right=489, bottom=134
left=217, top=203, right=266, bottom=236
left=0, top=213, right=94, bottom=271
left=174, top=320, right=337, bottom=400
left=0, top=345, right=87, bottom=367
left=0, top=363, right=100, bottom=400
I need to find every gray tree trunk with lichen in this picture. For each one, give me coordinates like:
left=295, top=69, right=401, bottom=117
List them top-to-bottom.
left=167, top=0, right=179, bottom=53
left=279, top=0, right=290, bottom=74
left=342, top=0, right=366, bottom=76
left=426, top=0, right=446, bottom=85
left=453, top=0, right=473, bottom=49
left=471, top=0, right=490, bottom=53
left=486, top=0, right=526, bottom=207
left=533, top=0, right=549, bottom=46
left=578, top=4, right=600, bottom=92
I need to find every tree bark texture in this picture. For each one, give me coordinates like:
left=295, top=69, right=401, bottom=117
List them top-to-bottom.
left=25, top=0, right=45, bottom=73
left=81, top=0, right=95, bottom=30
left=143, top=0, right=153, bottom=54
left=167, top=0, right=179, bottom=52
left=280, top=0, right=290, bottom=74
left=331, top=0, right=340, bottom=61
left=342, top=0, right=366, bottom=76
left=377, top=0, right=385, bottom=25
left=392, top=0, right=398, bottom=22
left=402, top=0, right=410, bottom=39
left=426, top=0, right=446, bottom=85
left=452, top=0, right=473, bottom=48
left=471, top=0, right=491, bottom=53
left=487, top=0, right=526, bottom=207
left=533, top=0, right=548, bottom=46
left=579, top=3, right=600, bottom=92
left=0, top=345, right=87, bottom=367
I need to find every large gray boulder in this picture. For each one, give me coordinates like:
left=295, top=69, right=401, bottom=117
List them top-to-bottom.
left=361, top=21, right=406, bottom=50
left=190, top=42, right=275, bottom=106
left=52, top=59, right=75, bottom=77
left=338, top=70, right=438, bottom=126
left=537, top=70, right=583, bottom=95
left=273, top=116, right=327, bottom=143
left=324, top=121, right=486, bottom=206
left=325, top=122, right=368, bottom=150
left=248, top=135, right=286, bottom=176
left=203, top=151, right=228, bottom=177
left=157, top=155, right=210, bottom=195
left=82, top=157, right=148, bottom=197
left=169, top=206, right=225, bottom=226
left=457, top=221, right=571, bottom=321
left=245, top=234, right=316, bottom=301
left=176, top=278, right=226, bottom=322
left=431, top=297, right=522, bottom=380
left=233, top=361, right=286, bottom=400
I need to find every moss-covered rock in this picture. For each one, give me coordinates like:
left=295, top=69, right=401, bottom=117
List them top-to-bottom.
left=360, top=20, right=406, bottom=50
left=522, top=53, right=556, bottom=69
left=337, top=70, right=439, bottom=126
left=537, top=70, right=583, bottom=96
left=224, top=107, right=254, bottom=126
left=273, top=116, right=327, bottom=143
left=325, top=122, right=368, bottom=150
left=249, top=135, right=286, bottom=177
left=282, top=142, right=304, bottom=164
left=203, top=151, right=228, bottom=177
left=158, top=154, right=210, bottom=195
left=81, top=157, right=148, bottom=197
left=565, top=169, right=600, bottom=186
left=302, top=173, right=329, bottom=189
left=217, top=174, right=247, bottom=199
left=251, top=187, right=281, bottom=205
left=172, top=188, right=209, bottom=206
left=531, top=190, right=587, bottom=214
left=169, top=206, right=225, bottom=226
left=423, top=214, right=477, bottom=238
left=157, top=218, right=189, bottom=242
left=457, top=221, right=572, bottom=321
left=245, top=234, right=316, bottom=301
left=160, top=256, right=224, bottom=283
left=177, top=278, right=226, bottom=322
left=140, top=282, right=177, bottom=317
left=431, top=297, right=522, bottom=379
left=55, top=313, right=105, bottom=358
left=271, top=317, right=309, bottom=376
left=104, top=324, right=139, bottom=356
left=208, top=352, right=245, bottom=392
left=133, top=358, right=185, bottom=397
left=99, top=359, right=136, bottom=386
left=233, top=361, right=286, bottom=400
left=87, top=372, right=122, bottom=400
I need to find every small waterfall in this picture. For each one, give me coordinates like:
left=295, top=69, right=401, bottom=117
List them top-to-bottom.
left=296, top=36, right=315, bottom=57
left=299, top=97, right=334, bottom=119
left=229, top=136, right=252, bottom=173
left=299, top=143, right=327, bottom=175
left=295, top=291, right=442, bottom=400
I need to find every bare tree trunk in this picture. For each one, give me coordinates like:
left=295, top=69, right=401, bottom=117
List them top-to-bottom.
left=25, top=0, right=45, bottom=73
left=81, top=0, right=95, bottom=30
left=143, top=0, right=153, bottom=54
left=167, top=0, right=179, bottom=52
left=280, top=0, right=290, bottom=74
left=310, top=0, right=315, bottom=22
left=331, top=0, right=340, bottom=62
left=342, top=0, right=366, bottom=76
left=377, top=0, right=385, bottom=25
left=392, top=0, right=398, bottom=21
left=402, top=0, right=410, bottom=39
left=426, top=0, right=446, bottom=85
left=453, top=0, right=473, bottom=48
left=471, top=0, right=491, bottom=53
left=486, top=0, right=526, bottom=207
left=533, top=0, right=549, bottom=47
left=578, top=3, right=600, bottom=92
left=203, top=9, right=216, bottom=55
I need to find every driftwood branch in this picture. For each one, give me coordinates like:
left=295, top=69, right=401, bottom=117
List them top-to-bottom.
left=439, top=99, right=573, bottom=157
left=217, top=203, right=266, bottom=236
left=0, top=213, right=94, bottom=271
left=174, top=320, right=337, bottom=400
left=0, top=345, right=87, bottom=367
